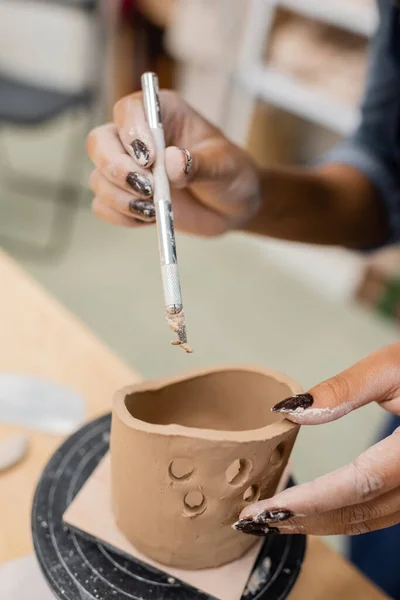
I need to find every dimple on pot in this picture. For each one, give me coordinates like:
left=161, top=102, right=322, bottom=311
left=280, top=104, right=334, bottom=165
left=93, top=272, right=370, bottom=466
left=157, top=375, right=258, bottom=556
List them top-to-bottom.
left=110, top=365, right=301, bottom=570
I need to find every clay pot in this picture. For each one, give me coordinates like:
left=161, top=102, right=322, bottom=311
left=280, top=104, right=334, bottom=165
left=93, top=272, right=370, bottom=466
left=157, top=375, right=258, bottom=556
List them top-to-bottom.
left=111, top=366, right=301, bottom=570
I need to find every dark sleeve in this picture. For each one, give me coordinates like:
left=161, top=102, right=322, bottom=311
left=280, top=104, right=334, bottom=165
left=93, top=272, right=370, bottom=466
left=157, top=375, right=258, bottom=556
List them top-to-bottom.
left=323, top=0, right=400, bottom=246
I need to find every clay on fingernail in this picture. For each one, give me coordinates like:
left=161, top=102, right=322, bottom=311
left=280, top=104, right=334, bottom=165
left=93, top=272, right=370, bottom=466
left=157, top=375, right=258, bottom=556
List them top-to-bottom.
left=131, top=139, right=150, bottom=166
left=181, top=148, right=192, bottom=175
left=126, top=172, right=152, bottom=197
left=129, top=199, right=156, bottom=222
left=110, top=365, right=301, bottom=569
left=272, top=393, right=314, bottom=414
left=254, top=509, right=294, bottom=524
left=233, top=518, right=280, bottom=536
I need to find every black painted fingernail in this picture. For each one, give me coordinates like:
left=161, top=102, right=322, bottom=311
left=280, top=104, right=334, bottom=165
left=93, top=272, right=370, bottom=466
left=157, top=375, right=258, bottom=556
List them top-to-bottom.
left=131, top=139, right=150, bottom=166
left=181, top=148, right=192, bottom=175
left=126, top=172, right=152, bottom=197
left=129, top=199, right=156, bottom=222
left=272, top=393, right=314, bottom=414
left=255, top=509, right=294, bottom=524
left=233, top=519, right=280, bottom=536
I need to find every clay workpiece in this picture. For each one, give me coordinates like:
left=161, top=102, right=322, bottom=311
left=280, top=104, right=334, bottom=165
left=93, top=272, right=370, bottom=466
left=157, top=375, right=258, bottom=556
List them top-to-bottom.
left=111, top=366, right=301, bottom=570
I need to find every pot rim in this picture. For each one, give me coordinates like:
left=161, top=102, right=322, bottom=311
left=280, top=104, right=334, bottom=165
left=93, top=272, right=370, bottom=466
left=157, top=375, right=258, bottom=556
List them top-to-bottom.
left=113, top=365, right=302, bottom=443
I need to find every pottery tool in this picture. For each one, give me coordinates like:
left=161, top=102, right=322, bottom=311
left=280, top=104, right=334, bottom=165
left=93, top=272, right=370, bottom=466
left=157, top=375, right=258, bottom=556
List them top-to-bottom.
left=141, top=72, right=192, bottom=354
left=0, top=373, right=85, bottom=434
left=32, top=414, right=306, bottom=600
left=0, top=434, right=29, bottom=472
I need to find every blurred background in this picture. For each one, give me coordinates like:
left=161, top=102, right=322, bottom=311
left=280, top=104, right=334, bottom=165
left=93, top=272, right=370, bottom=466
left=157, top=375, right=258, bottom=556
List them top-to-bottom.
left=1, top=0, right=399, bottom=553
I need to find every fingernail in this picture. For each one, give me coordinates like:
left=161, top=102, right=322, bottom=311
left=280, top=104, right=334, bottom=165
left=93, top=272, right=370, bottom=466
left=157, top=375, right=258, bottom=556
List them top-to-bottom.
left=131, top=139, right=150, bottom=166
left=181, top=148, right=192, bottom=175
left=126, top=172, right=152, bottom=197
left=129, top=199, right=156, bottom=222
left=272, top=393, right=314, bottom=414
left=254, top=509, right=294, bottom=524
left=233, top=519, right=280, bottom=536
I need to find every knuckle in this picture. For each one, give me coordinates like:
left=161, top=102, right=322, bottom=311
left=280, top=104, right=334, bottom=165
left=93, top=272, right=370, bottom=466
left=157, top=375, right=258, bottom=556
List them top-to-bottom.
left=113, top=92, right=143, bottom=122
left=113, top=96, right=130, bottom=121
left=86, top=123, right=115, bottom=157
left=85, top=128, right=98, bottom=154
left=105, top=159, right=122, bottom=182
left=89, top=170, right=99, bottom=191
left=91, top=197, right=100, bottom=214
left=384, top=342, right=400, bottom=360
left=382, top=344, right=400, bottom=396
left=318, top=374, right=351, bottom=406
left=352, top=460, right=383, bottom=501
left=340, top=503, right=379, bottom=526
left=344, top=521, right=372, bottom=536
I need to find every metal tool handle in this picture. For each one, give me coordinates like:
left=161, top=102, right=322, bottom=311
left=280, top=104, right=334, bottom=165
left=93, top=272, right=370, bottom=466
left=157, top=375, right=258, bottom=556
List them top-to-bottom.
left=141, top=72, right=183, bottom=313
left=141, top=72, right=163, bottom=129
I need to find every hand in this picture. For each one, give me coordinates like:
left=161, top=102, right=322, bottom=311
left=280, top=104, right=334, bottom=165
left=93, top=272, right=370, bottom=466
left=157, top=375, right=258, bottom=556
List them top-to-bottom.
left=86, top=90, right=261, bottom=237
left=234, top=343, right=400, bottom=537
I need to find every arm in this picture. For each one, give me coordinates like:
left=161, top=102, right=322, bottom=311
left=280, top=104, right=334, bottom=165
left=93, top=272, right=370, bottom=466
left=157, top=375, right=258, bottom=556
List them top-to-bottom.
left=247, top=0, right=400, bottom=249
left=87, top=4, right=399, bottom=250
left=245, top=163, right=387, bottom=248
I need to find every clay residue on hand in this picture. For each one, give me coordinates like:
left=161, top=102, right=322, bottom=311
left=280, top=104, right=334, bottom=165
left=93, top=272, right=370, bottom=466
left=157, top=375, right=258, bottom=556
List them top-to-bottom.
left=165, top=308, right=192, bottom=353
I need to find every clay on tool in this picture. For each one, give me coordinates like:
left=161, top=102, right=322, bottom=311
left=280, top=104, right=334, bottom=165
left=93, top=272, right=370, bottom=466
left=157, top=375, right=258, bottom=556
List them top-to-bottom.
left=165, top=308, right=192, bottom=353
left=110, top=365, right=301, bottom=570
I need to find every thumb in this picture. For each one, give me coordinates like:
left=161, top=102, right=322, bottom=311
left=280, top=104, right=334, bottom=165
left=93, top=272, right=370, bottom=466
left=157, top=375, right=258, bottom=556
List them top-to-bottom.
left=165, top=137, right=232, bottom=188
left=272, top=343, right=400, bottom=425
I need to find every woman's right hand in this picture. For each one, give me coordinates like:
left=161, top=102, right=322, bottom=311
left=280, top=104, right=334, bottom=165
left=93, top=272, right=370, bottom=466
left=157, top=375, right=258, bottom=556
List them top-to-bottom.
left=86, top=90, right=262, bottom=237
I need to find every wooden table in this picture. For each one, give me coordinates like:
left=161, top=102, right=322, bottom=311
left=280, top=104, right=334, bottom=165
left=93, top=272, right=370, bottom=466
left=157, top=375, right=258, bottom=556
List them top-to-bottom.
left=0, top=251, right=388, bottom=599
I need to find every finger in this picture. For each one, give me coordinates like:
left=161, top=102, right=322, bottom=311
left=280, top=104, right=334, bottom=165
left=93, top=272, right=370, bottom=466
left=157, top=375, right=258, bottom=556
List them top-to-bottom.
left=114, top=89, right=218, bottom=170
left=114, top=93, right=156, bottom=168
left=86, top=124, right=154, bottom=198
left=165, top=138, right=227, bottom=186
left=165, top=146, right=193, bottom=187
left=90, top=170, right=155, bottom=223
left=92, top=181, right=227, bottom=236
left=92, top=197, right=149, bottom=228
left=271, top=342, right=400, bottom=424
left=235, top=428, right=400, bottom=529
left=244, top=485, right=400, bottom=536
left=272, top=485, right=400, bottom=535
left=251, top=507, right=400, bottom=537
left=233, top=508, right=400, bottom=537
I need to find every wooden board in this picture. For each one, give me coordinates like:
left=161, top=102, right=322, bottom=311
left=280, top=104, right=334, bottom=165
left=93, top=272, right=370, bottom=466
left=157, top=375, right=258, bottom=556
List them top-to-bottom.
left=64, top=454, right=262, bottom=600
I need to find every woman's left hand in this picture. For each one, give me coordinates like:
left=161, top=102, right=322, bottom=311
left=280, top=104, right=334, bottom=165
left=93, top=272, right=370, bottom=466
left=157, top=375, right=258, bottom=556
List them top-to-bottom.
left=234, top=343, right=400, bottom=537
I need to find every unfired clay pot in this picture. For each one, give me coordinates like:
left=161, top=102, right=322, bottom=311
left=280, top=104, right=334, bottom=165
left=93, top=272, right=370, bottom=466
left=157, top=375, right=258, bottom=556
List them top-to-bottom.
left=111, top=366, right=301, bottom=570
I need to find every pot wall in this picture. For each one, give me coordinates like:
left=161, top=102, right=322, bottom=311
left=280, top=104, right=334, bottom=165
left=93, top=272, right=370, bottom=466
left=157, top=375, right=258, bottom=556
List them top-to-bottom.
left=111, top=366, right=301, bottom=569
